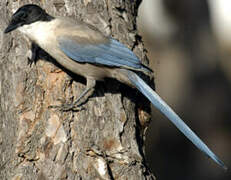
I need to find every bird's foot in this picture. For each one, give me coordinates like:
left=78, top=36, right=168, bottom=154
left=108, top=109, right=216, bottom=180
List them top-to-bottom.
left=49, top=79, right=96, bottom=112
left=48, top=99, right=86, bottom=112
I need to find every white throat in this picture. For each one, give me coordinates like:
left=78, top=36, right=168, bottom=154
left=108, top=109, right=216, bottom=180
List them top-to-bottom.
left=18, top=19, right=57, bottom=45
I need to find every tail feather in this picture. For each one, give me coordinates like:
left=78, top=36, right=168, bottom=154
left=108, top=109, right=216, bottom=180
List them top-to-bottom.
left=125, top=70, right=227, bottom=170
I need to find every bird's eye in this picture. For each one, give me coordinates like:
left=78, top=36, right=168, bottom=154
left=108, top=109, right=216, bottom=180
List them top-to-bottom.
left=20, top=11, right=27, bottom=19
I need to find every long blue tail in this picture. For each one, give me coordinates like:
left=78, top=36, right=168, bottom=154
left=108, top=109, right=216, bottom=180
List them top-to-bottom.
left=124, top=69, right=227, bottom=170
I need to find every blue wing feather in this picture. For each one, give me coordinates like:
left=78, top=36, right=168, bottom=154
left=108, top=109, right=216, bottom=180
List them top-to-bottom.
left=58, top=37, right=149, bottom=71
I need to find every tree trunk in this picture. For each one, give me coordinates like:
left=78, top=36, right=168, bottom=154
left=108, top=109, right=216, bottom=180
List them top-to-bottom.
left=0, top=1, right=155, bottom=179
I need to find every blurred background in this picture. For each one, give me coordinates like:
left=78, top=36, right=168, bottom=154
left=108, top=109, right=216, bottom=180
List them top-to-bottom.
left=137, top=0, right=231, bottom=179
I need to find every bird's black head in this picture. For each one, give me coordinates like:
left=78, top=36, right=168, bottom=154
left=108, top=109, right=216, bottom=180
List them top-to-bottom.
left=4, top=4, right=54, bottom=33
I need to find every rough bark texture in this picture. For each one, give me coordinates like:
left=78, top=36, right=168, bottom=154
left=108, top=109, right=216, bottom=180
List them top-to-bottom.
left=0, top=0, right=154, bottom=179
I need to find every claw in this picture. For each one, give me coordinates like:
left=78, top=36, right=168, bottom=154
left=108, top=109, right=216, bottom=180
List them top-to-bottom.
left=48, top=97, right=86, bottom=112
left=48, top=103, right=84, bottom=112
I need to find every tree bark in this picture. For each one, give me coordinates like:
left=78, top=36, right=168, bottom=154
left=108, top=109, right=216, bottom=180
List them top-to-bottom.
left=0, top=0, right=155, bottom=179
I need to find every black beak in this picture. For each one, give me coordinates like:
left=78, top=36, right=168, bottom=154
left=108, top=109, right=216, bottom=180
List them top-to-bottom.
left=4, top=21, right=21, bottom=33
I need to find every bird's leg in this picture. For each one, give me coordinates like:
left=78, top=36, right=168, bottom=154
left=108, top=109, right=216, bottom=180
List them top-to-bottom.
left=27, top=42, right=40, bottom=66
left=49, top=78, right=96, bottom=111
left=73, top=79, right=96, bottom=106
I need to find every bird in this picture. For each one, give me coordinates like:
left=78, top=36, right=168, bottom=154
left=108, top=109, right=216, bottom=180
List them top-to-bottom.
left=4, top=4, right=227, bottom=170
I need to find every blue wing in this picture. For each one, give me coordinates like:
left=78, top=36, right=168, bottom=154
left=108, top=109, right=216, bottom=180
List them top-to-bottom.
left=58, top=36, right=150, bottom=72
